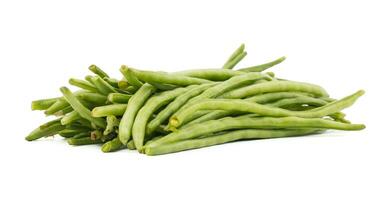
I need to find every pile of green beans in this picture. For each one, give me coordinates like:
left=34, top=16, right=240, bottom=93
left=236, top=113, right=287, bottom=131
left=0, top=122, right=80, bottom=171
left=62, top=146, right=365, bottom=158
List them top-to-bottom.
left=26, top=44, right=366, bottom=155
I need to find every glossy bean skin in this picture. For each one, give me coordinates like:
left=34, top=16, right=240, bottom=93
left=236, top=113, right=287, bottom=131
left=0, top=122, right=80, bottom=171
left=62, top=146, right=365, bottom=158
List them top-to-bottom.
left=238, top=56, right=286, bottom=72
left=127, top=67, right=212, bottom=86
left=219, top=80, right=329, bottom=99
left=119, top=84, right=156, bottom=144
left=145, top=84, right=213, bottom=135
left=132, top=87, right=188, bottom=151
left=171, top=90, right=363, bottom=128
left=147, top=116, right=365, bottom=148
left=145, top=129, right=321, bottom=155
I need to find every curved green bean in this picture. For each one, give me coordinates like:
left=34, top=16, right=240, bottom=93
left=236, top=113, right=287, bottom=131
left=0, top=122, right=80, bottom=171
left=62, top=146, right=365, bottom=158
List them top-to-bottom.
left=222, top=43, right=245, bottom=69
left=223, top=51, right=247, bottom=69
left=238, top=56, right=286, bottom=72
left=89, top=64, right=109, bottom=78
left=120, top=65, right=143, bottom=88
left=127, top=67, right=212, bottom=86
left=174, top=69, right=245, bottom=81
left=91, top=76, right=117, bottom=95
left=69, top=78, right=98, bottom=92
left=219, top=80, right=329, bottom=99
left=119, top=84, right=156, bottom=144
left=60, top=87, right=106, bottom=128
left=77, top=92, right=107, bottom=105
left=108, top=93, right=132, bottom=104
left=31, top=97, right=60, bottom=111
left=61, top=111, right=81, bottom=125
left=147, top=116, right=366, bottom=148
left=25, top=120, right=65, bottom=141
left=145, top=129, right=321, bottom=155
left=67, top=137, right=103, bottom=145
left=102, top=137, right=125, bottom=152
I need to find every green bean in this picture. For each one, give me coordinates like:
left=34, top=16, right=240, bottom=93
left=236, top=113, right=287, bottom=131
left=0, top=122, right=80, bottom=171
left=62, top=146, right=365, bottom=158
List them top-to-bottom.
left=222, top=43, right=245, bottom=69
left=222, top=51, right=247, bottom=69
left=238, top=56, right=286, bottom=72
left=89, top=64, right=109, bottom=78
left=120, top=65, right=143, bottom=88
left=127, top=67, right=212, bottom=86
left=174, top=69, right=245, bottom=81
left=173, top=72, right=268, bottom=116
left=85, top=75, right=95, bottom=85
left=90, top=76, right=117, bottom=95
left=103, top=77, right=119, bottom=88
left=69, top=78, right=98, bottom=92
left=118, top=78, right=130, bottom=89
left=220, top=80, right=329, bottom=99
left=149, top=82, right=179, bottom=90
left=119, top=84, right=156, bottom=144
left=146, top=84, right=214, bottom=135
left=123, top=86, right=137, bottom=93
left=132, top=86, right=188, bottom=151
left=60, top=87, right=106, bottom=128
left=171, top=90, right=363, bottom=128
left=77, top=92, right=107, bottom=105
left=246, top=92, right=313, bottom=103
left=108, top=93, right=132, bottom=104
left=267, top=96, right=328, bottom=108
left=31, top=97, right=60, bottom=111
left=45, top=98, right=69, bottom=115
left=91, top=104, right=127, bottom=117
left=61, top=111, right=81, bottom=125
left=104, top=115, right=119, bottom=135
left=147, top=116, right=365, bottom=148
left=25, top=120, right=65, bottom=141
left=58, top=129, right=83, bottom=138
left=145, top=129, right=321, bottom=155
left=90, top=130, right=103, bottom=140
left=72, top=132, right=91, bottom=139
left=67, top=137, right=103, bottom=145
left=102, top=137, right=125, bottom=152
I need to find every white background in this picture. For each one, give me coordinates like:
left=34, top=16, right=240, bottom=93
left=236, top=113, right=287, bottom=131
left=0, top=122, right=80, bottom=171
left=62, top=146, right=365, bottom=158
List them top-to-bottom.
left=0, top=0, right=391, bottom=199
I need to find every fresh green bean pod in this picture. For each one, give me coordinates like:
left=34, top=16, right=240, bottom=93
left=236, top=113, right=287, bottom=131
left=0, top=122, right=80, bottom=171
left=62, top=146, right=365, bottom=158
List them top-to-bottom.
left=222, top=43, right=245, bottom=68
left=222, top=51, right=247, bottom=69
left=238, top=56, right=286, bottom=72
left=89, top=64, right=109, bottom=78
left=120, top=65, right=143, bottom=88
left=127, top=67, right=212, bottom=86
left=174, top=69, right=245, bottom=81
left=90, top=76, right=117, bottom=95
left=103, top=77, right=119, bottom=88
left=69, top=78, right=98, bottom=92
left=220, top=80, right=329, bottom=99
left=119, top=84, right=156, bottom=144
left=132, top=86, right=188, bottom=151
left=60, top=87, right=106, bottom=128
left=77, top=92, right=107, bottom=105
left=108, top=93, right=132, bottom=104
left=266, top=96, right=328, bottom=108
left=31, top=97, right=60, bottom=111
left=45, top=98, right=70, bottom=115
left=91, top=104, right=127, bottom=117
left=61, top=111, right=81, bottom=125
left=147, top=116, right=366, bottom=148
left=26, top=120, right=66, bottom=141
left=58, top=129, right=83, bottom=138
left=145, top=129, right=321, bottom=155
left=72, top=132, right=91, bottom=139
left=67, top=137, right=103, bottom=145
left=102, top=137, right=125, bottom=152
left=126, top=140, right=136, bottom=150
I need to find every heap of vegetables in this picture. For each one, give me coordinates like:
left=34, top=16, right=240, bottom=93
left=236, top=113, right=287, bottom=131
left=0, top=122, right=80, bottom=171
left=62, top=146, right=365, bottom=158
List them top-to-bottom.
left=26, top=44, right=365, bottom=155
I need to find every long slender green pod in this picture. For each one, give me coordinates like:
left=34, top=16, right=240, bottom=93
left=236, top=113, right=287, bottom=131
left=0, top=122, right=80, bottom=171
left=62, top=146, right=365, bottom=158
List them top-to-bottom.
left=222, top=43, right=245, bottom=69
left=223, top=51, right=247, bottom=69
left=238, top=56, right=286, bottom=72
left=89, top=65, right=109, bottom=78
left=120, top=65, right=144, bottom=88
left=127, top=67, right=212, bottom=86
left=174, top=69, right=245, bottom=81
left=90, top=76, right=117, bottom=95
left=69, top=78, right=98, bottom=92
left=220, top=80, right=329, bottom=99
left=119, top=84, right=156, bottom=144
left=60, top=87, right=106, bottom=128
left=107, top=93, right=132, bottom=104
left=31, top=97, right=60, bottom=111
left=91, top=104, right=127, bottom=117
left=147, top=116, right=366, bottom=147
left=25, top=120, right=66, bottom=141
left=145, top=129, right=321, bottom=155
left=67, top=137, right=103, bottom=145
left=102, top=137, right=125, bottom=152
